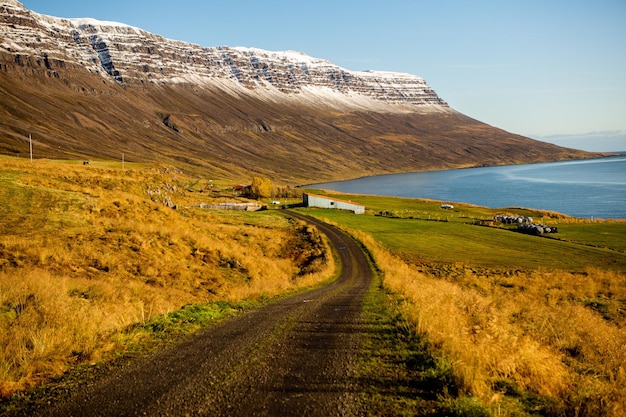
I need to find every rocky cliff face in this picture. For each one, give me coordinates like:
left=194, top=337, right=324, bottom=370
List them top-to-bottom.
left=0, top=0, right=447, bottom=111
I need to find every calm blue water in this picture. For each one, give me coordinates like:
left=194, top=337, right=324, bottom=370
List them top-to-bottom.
left=311, top=157, right=626, bottom=219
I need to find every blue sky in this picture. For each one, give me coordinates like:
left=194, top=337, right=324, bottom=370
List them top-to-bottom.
left=19, top=0, right=626, bottom=151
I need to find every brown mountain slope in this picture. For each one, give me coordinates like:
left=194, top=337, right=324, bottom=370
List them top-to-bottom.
left=0, top=56, right=601, bottom=183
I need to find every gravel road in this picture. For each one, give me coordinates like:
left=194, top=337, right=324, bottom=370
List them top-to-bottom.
left=42, top=210, right=374, bottom=417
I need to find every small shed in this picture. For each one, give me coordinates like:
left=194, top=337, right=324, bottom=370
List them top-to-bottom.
left=302, top=193, right=365, bottom=214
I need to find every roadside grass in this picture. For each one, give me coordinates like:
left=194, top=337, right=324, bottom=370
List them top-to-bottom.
left=0, top=159, right=335, bottom=398
left=297, top=194, right=626, bottom=416
left=1, top=276, right=345, bottom=416
left=358, top=277, right=491, bottom=416
left=0, top=299, right=250, bottom=416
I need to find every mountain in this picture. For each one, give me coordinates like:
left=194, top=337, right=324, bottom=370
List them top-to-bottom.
left=0, top=1, right=601, bottom=183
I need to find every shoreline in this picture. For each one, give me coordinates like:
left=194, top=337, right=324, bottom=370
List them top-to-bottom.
left=303, top=156, right=626, bottom=220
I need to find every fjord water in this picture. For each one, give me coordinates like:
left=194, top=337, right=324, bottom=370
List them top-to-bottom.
left=312, top=157, right=626, bottom=219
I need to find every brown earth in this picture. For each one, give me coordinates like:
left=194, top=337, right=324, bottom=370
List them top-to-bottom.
left=0, top=55, right=605, bottom=184
left=10, top=211, right=373, bottom=417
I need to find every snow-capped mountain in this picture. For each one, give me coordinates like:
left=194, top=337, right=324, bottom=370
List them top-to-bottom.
left=0, top=0, right=447, bottom=111
left=0, top=0, right=597, bottom=182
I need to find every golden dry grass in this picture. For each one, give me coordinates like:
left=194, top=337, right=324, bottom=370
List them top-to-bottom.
left=0, top=158, right=334, bottom=396
left=348, top=227, right=626, bottom=416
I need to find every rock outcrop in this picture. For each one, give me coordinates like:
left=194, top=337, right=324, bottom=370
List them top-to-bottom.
left=0, top=1, right=446, bottom=110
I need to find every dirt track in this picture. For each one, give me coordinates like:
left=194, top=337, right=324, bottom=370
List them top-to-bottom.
left=41, top=211, right=373, bottom=417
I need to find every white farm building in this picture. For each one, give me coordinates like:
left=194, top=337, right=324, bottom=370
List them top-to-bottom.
left=302, top=193, right=365, bottom=214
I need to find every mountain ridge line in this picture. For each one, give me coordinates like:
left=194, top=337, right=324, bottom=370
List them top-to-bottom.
left=0, top=1, right=606, bottom=183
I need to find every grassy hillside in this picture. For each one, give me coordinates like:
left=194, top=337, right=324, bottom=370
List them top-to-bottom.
left=0, top=158, right=334, bottom=396
left=2, top=158, right=625, bottom=416
left=299, top=191, right=626, bottom=416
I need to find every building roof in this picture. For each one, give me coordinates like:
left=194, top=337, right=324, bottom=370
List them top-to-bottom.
left=304, top=193, right=365, bottom=208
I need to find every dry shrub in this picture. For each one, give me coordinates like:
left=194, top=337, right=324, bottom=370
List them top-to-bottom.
left=222, top=221, right=335, bottom=301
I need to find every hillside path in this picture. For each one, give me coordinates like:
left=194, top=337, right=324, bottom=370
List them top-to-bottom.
left=43, top=210, right=373, bottom=417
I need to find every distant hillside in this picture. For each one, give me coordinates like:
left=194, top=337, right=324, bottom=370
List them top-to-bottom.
left=0, top=1, right=603, bottom=183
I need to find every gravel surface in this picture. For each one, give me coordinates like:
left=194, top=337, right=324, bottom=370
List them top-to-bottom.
left=41, top=211, right=373, bottom=417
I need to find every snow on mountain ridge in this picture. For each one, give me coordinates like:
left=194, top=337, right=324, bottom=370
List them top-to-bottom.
left=0, top=2, right=448, bottom=111
left=67, top=17, right=142, bottom=31
left=233, top=46, right=425, bottom=81
left=232, top=47, right=329, bottom=66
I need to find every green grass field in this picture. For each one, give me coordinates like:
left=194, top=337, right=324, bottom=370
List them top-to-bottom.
left=297, top=190, right=626, bottom=272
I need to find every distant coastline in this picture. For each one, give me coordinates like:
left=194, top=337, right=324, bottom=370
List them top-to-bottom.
left=309, top=156, right=626, bottom=220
